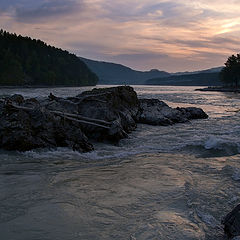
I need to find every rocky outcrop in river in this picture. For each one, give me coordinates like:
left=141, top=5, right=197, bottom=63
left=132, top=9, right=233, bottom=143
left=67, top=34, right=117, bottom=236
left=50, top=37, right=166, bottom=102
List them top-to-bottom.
left=0, top=86, right=208, bottom=152
left=138, top=98, right=208, bottom=125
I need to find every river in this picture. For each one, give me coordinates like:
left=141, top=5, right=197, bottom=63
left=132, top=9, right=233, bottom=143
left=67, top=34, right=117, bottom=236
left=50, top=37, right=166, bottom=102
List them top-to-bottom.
left=0, top=86, right=240, bottom=239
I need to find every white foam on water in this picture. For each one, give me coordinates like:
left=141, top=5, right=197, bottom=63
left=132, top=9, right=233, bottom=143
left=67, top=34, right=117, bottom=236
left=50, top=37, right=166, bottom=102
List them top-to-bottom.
left=19, top=133, right=240, bottom=162
left=203, top=136, right=240, bottom=155
left=204, top=136, right=220, bottom=150
left=21, top=146, right=152, bottom=162
left=22, top=148, right=83, bottom=160
left=232, top=168, right=240, bottom=181
left=196, top=209, right=218, bottom=228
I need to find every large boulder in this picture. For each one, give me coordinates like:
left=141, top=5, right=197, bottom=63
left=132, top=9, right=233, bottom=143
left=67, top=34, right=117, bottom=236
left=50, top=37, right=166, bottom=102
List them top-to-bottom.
left=76, top=85, right=139, bottom=127
left=0, top=86, right=140, bottom=152
left=46, top=86, right=139, bottom=142
left=138, top=98, right=208, bottom=125
left=222, top=204, right=240, bottom=238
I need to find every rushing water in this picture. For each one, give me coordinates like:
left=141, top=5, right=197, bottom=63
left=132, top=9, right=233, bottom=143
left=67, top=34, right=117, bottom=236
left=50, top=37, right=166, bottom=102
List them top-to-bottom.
left=0, top=86, right=240, bottom=240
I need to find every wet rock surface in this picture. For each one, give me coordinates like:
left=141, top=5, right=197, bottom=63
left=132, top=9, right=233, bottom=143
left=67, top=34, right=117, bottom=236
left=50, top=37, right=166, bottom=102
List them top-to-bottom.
left=0, top=86, right=208, bottom=152
left=138, top=98, right=208, bottom=125
left=0, top=101, right=93, bottom=152
left=222, top=204, right=240, bottom=238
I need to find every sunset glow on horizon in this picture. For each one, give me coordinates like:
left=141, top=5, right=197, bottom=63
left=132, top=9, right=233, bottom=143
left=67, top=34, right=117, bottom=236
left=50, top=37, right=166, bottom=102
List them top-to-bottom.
left=0, top=0, right=240, bottom=72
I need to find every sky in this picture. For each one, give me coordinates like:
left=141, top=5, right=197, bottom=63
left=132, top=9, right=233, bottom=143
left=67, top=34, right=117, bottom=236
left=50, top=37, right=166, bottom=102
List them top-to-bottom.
left=0, top=0, right=240, bottom=72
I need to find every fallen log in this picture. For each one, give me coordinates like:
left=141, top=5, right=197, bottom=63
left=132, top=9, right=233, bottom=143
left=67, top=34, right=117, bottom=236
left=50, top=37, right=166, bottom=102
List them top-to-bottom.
left=68, top=92, right=110, bottom=103
left=77, top=92, right=111, bottom=99
left=83, top=98, right=107, bottom=103
left=5, top=102, right=35, bottom=111
left=5, top=103, right=112, bottom=129
left=51, top=110, right=111, bottom=126
left=60, top=115, right=110, bottom=129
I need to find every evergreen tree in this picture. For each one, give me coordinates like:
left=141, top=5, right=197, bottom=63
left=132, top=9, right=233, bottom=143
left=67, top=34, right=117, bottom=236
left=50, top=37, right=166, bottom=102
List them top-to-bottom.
left=0, top=30, right=98, bottom=86
left=220, top=54, right=240, bottom=88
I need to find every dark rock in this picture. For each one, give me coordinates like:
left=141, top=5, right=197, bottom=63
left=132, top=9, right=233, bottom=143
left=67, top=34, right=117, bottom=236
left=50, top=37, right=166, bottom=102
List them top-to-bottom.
left=73, top=86, right=139, bottom=141
left=48, top=92, right=58, bottom=101
left=9, top=94, right=24, bottom=104
left=42, top=97, right=78, bottom=113
left=22, top=98, right=40, bottom=108
left=138, top=98, right=208, bottom=125
left=138, top=99, right=174, bottom=125
left=0, top=106, right=93, bottom=152
left=176, top=107, right=208, bottom=119
left=108, top=120, right=128, bottom=141
left=222, top=204, right=240, bottom=238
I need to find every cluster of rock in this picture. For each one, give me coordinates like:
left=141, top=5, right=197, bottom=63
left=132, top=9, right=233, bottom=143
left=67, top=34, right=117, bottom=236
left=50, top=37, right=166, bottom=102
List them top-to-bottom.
left=0, top=86, right=208, bottom=152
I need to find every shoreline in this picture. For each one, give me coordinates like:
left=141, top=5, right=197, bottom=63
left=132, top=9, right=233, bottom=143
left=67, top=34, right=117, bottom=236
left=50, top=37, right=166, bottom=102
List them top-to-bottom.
left=0, top=84, right=97, bottom=89
left=195, top=86, right=240, bottom=93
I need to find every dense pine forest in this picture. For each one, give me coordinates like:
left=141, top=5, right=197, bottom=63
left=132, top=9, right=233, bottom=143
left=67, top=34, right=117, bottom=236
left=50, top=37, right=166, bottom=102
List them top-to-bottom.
left=0, top=30, right=98, bottom=86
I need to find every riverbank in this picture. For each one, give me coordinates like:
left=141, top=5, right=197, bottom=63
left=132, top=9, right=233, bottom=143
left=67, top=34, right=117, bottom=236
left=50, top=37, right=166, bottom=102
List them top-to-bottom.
left=0, top=84, right=97, bottom=89
left=195, top=86, right=240, bottom=93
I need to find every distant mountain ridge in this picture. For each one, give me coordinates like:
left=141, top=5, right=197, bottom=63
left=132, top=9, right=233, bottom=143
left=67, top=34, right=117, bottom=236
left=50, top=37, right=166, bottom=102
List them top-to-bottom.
left=79, top=57, right=170, bottom=84
left=80, top=57, right=222, bottom=86
left=172, top=66, right=223, bottom=76
left=146, top=72, right=221, bottom=86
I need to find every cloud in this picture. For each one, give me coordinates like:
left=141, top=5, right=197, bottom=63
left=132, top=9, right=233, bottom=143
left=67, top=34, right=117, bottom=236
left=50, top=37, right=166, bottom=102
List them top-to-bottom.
left=0, top=0, right=240, bottom=71
left=14, top=0, right=83, bottom=23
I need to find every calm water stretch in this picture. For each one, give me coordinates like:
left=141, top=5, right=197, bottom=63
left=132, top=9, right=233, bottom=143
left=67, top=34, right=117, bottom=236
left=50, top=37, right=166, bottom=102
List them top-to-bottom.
left=0, top=86, right=240, bottom=240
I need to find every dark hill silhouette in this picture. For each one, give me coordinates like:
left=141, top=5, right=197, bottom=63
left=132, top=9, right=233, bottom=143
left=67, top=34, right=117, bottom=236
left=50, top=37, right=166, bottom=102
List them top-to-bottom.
left=0, top=30, right=98, bottom=86
left=80, top=57, right=170, bottom=84
left=80, top=57, right=222, bottom=86
left=146, top=72, right=221, bottom=86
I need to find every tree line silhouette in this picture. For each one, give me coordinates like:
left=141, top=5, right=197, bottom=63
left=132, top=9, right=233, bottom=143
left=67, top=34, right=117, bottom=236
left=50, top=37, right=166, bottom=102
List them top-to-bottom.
left=0, top=30, right=98, bottom=86
left=220, top=54, right=240, bottom=88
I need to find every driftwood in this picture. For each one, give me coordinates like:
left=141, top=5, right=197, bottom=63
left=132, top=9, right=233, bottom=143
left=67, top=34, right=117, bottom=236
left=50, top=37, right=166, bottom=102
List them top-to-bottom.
left=49, top=92, right=108, bottom=105
left=67, top=92, right=111, bottom=102
left=77, top=92, right=111, bottom=99
left=83, top=98, right=107, bottom=103
left=5, top=103, right=111, bottom=129
left=5, top=103, right=33, bottom=111
left=51, top=110, right=111, bottom=126
left=59, top=115, right=110, bottom=129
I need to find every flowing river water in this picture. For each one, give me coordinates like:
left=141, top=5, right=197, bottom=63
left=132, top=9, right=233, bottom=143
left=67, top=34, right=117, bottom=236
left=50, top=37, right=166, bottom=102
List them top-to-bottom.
left=0, top=86, right=240, bottom=240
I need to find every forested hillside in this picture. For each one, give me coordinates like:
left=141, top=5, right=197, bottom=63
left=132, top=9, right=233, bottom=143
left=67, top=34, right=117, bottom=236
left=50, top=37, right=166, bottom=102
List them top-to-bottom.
left=0, top=30, right=98, bottom=86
